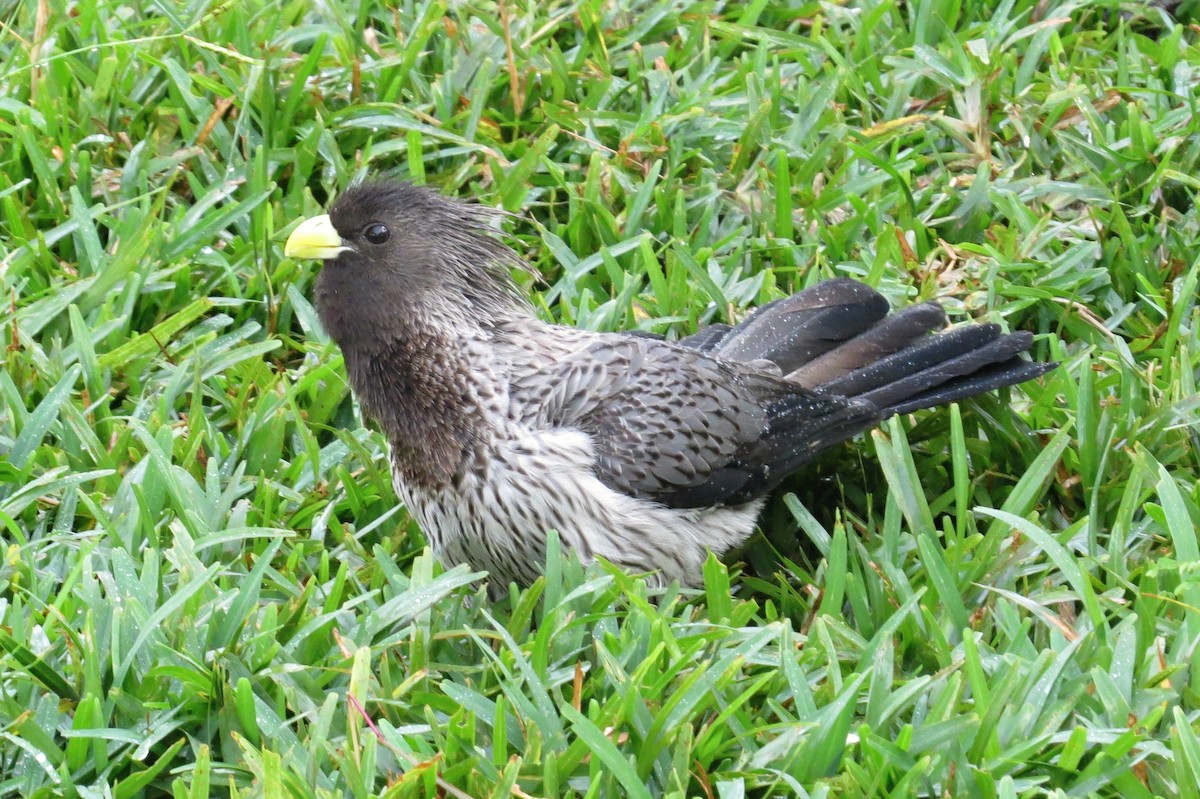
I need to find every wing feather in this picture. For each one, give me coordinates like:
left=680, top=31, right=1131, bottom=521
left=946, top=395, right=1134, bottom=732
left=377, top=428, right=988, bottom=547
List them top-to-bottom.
left=515, top=336, right=882, bottom=508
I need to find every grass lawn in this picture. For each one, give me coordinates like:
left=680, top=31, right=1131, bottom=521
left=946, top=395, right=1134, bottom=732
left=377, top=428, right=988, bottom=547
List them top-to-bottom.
left=2, top=0, right=1199, bottom=795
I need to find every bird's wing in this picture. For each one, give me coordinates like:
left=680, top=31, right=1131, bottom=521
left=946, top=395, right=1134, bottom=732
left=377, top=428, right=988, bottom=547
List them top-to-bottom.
left=516, top=337, right=882, bottom=508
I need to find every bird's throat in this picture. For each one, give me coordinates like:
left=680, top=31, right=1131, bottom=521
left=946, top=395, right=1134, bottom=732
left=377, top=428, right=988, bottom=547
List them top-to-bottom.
left=314, top=267, right=509, bottom=489
left=341, top=324, right=489, bottom=490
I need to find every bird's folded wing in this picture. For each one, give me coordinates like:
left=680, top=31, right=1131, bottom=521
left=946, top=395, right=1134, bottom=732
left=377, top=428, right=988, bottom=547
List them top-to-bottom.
left=517, top=338, right=881, bottom=509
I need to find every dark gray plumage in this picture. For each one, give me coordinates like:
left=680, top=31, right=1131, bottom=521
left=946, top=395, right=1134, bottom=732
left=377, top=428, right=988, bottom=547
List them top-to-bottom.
left=284, top=180, right=1055, bottom=588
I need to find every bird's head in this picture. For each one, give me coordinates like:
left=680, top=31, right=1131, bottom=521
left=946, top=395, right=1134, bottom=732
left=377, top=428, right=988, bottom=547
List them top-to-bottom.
left=285, top=180, right=527, bottom=350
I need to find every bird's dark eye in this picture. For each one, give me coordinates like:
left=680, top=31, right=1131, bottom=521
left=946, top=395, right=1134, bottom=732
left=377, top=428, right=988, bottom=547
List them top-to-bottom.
left=363, top=223, right=391, bottom=245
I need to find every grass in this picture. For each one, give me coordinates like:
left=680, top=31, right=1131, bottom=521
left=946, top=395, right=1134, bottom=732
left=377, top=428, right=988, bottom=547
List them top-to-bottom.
left=1, top=0, right=1199, bottom=795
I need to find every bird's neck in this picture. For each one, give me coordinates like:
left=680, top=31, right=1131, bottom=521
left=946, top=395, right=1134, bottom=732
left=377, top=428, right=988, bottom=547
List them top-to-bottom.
left=338, top=307, right=507, bottom=490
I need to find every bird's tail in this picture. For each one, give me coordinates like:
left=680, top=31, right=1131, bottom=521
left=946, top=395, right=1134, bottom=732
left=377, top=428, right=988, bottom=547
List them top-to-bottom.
left=682, top=278, right=1053, bottom=416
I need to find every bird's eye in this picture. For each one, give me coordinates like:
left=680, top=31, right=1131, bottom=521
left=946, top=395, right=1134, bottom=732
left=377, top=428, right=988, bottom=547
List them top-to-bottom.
left=363, top=223, right=391, bottom=245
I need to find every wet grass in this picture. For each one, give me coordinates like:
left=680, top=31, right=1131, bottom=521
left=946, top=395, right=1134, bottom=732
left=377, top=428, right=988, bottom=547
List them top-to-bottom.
left=1, top=0, right=1199, bottom=796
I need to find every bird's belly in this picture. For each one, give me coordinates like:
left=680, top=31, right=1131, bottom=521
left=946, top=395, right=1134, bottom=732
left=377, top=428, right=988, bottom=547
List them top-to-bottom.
left=390, top=430, right=762, bottom=587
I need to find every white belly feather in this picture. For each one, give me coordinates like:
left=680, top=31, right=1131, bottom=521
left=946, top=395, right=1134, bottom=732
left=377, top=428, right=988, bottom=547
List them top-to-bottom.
left=392, top=426, right=761, bottom=587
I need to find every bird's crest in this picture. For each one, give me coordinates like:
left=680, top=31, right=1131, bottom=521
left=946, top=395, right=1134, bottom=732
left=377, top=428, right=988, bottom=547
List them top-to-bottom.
left=330, top=178, right=532, bottom=315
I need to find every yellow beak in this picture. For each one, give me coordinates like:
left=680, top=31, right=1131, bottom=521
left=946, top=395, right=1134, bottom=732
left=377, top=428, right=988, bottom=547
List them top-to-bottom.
left=284, top=214, right=351, bottom=259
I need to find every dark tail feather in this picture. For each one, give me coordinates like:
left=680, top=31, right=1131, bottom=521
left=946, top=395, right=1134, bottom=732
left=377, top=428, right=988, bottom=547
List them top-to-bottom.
left=690, top=278, right=1052, bottom=414
left=702, top=278, right=890, bottom=373
left=786, top=302, right=947, bottom=386
left=677, top=323, right=731, bottom=352
left=820, top=325, right=1007, bottom=398
left=851, top=331, right=1040, bottom=410
left=882, top=358, right=1055, bottom=416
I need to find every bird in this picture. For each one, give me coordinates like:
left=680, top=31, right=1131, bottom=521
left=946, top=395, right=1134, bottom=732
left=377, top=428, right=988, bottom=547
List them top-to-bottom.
left=284, top=180, right=1054, bottom=589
